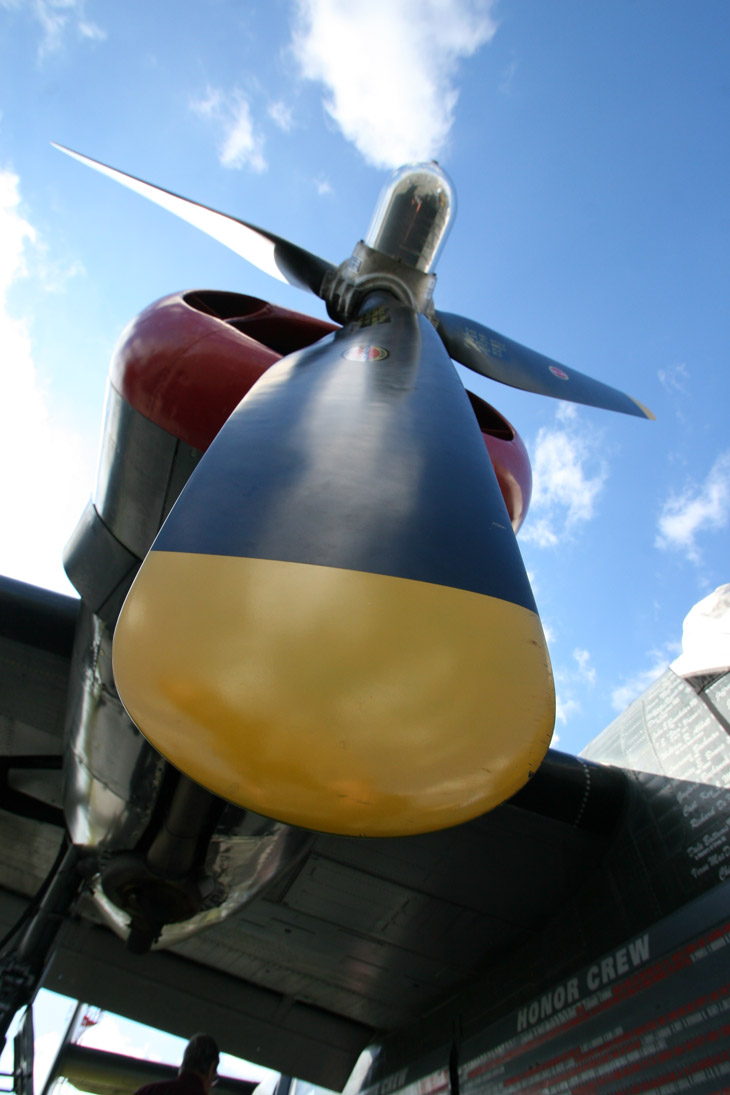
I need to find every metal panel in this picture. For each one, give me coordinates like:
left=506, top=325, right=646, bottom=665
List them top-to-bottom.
left=94, top=385, right=200, bottom=560
left=0, top=576, right=77, bottom=746
left=167, top=778, right=611, bottom=1034
left=0, top=816, right=64, bottom=898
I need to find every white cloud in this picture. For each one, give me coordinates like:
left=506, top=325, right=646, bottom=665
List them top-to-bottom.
left=1, top=0, right=107, bottom=57
left=290, top=0, right=498, bottom=168
left=77, top=16, right=105, bottom=41
left=499, top=56, right=519, bottom=96
left=191, top=86, right=222, bottom=117
left=191, top=87, right=267, bottom=172
left=268, top=99, right=294, bottom=131
left=221, top=102, right=267, bottom=172
left=0, top=169, right=92, bottom=592
left=0, top=170, right=36, bottom=287
left=315, top=176, right=333, bottom=196
left=38, top=255, right=85, bottom=293
left=658, top=361, right=688, bottom=395
left=555, top=400, right=578, bottom=424
left=520, top=410, right=608, bottom=547
left=655, top=450, right=730, bottom=562
left=610, top=643, right=678, bottom=711
left=547, top=644, right=597, bottom=730
left=573, top=647, right=596, bottom=685
left=551, top=650, right=596, bottom=729
left=555, top=692, right=579, bottom=725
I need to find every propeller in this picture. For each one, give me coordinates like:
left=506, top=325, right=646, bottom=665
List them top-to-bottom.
left=52, top=144, right=334, bottom=295
left=53, top=144, right=654, bottom=420
left=55, top=147, right=650, bottom=836
left=436, top=310, right=655, bottom=419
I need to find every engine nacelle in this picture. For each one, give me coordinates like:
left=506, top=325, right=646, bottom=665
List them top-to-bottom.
left=109, top=289, right=531, bottom=534
left=61, top=290, right=536, bottom=935
left=62, top=292, right=334, bottom=949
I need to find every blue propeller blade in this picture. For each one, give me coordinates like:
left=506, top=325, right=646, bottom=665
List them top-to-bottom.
left=436, top=310, right=654, bottom=419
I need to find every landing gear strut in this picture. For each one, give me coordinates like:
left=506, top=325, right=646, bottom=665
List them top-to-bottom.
left=0, top=843, right=82, bottom=1051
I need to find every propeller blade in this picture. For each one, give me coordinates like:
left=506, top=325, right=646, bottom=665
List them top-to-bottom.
left=52, top=143, right=335, bottom=296
left=113, top=298, right=555, bottom=838
left=436, top=310, right=654, bottom=420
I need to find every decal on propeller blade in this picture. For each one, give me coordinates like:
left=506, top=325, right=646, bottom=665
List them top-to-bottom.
left=464, top=327, right=508, bottom=360
left=549, top=365, right=569, bottom=380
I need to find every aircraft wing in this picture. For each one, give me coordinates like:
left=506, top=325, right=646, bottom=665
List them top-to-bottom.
left=0, top=574, right=624, bottom=1086
left=0, top=576, right=76, bottom=885
left=0, top=576, right=78, bottom=757
left=3, top=576, right=730, bottom=1093
left=34, top=754, right=625, bottom=1088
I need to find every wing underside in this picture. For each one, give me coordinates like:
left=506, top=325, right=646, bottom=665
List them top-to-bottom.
left=3, top=576, right=730, bottom=1090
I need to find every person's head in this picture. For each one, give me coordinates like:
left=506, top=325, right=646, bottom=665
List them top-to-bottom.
left=180, top=1034, right=219, bottom=1092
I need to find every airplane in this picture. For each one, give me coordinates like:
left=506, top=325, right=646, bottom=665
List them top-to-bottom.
left=1, top=151, right=729, bottom=1095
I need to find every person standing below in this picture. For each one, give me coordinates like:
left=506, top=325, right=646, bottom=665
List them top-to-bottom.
left=134, top=1034, right=220, bottom=1095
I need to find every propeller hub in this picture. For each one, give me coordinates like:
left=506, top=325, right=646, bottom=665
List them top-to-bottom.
left=366, top=162, right=455, bottom=272
left=323, top=163, right=456, bottom=325
left=323, top=240, right=436, bottom=323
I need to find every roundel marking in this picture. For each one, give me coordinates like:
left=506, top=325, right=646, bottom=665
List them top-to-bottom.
left=343, top=344, right=390, bottom=362
left=549, top=365, right=569, bottom=380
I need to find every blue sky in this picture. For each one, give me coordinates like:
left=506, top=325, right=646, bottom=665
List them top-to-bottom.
left=0, top=0, right=728, bottom=764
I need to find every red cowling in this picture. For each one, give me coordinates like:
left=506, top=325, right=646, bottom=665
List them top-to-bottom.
left=110, top=290, right=531, bottom=531
left=110, top=290, right=338, bottom=453
left=467, top=391, right=532, bottom=533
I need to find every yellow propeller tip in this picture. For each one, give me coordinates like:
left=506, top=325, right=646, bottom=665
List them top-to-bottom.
left=632, top=397, right=655, bottom=420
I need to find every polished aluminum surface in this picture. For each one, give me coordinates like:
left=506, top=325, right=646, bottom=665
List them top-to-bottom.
left=94, top=383, right=201, bottom=560
left=63, top=385, right=314, bottom=947
left=63, top=500, right=139, bottom=626
left=63, top=603, right=313, bottom=947
left=63, top=606, right=166, bottom=849
left=92, top=815, right=313, bottom=948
